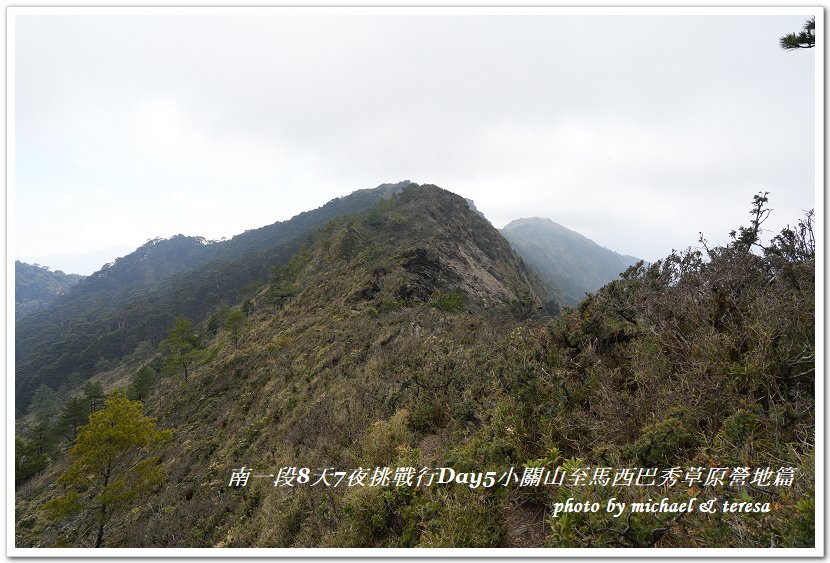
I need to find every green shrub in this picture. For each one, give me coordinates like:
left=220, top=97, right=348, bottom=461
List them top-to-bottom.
left=429, top=292, right=466, bottom=312
left=623, top=410, right=699, bottom=466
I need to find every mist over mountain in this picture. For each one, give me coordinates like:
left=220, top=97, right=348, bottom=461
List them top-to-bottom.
left=14, top=181, right=411, bottom=414
left=16, top=182, right=553, bottom=546
left=14, top=183, right=815, bottom=549
left=501, top=217, right=641, bottom=306
left=18, top=245, right=134, bottom=277
left=15, top=261, right=85, bottom=320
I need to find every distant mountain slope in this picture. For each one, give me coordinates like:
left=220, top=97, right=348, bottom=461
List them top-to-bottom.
left=15, top=181, right=411, bottom=415
left=82, top=181, right=413, bottom=294
left=214, top=181, right=410, bottom=260
left=17, top=182, right=551, bottom=548
left=282, top=184, right=547, bottom=313
left=16, top=189, right=816, bottom=549
left=501, top=217, right=640, bottom=306
left=18, top=245, right=134, bottom=277
left=15, top=261, right=84, bottom=320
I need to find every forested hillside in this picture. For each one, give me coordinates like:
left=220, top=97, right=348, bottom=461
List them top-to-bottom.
left=14, top=182, right=411, bottom=415
left=15, top=187, right=814, bottom=549
left=502, top=217, right=640, bottom=306
left=15, top=261, right=84, bottom=320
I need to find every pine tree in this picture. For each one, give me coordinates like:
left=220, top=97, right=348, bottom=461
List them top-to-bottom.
left=780, top=17, right=815, bottom=50
left=241, top=298, right=254, bottom=317
left=224, top=308, right=246, bottom=348
left=159, top=315, right=201, bottom=383
left=128, top=366, right=157, bottom=402
left=83, top=381, right=105, bottom=413
left=28, top=384, right=59, bottom=422
left=43, top=391, right=172, bottom=547
left=57, top=397, right=90, bottom=442
left=15, top=437, right=48, bottom=485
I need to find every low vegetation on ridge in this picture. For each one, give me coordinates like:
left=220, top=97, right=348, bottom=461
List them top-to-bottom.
left=15, top=186, right=815, bottom=549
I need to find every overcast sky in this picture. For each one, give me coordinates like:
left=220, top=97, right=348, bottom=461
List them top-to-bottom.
left=14, top=10, right=817, bottom=275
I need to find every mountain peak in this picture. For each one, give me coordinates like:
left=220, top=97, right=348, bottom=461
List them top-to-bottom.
left=14, top=180, right=424, bottom=415
left=270, top=183, right=546, bottom=315
left=502, top=216, right=640, bottom=306
left=504, top=217, right=589, bottom=239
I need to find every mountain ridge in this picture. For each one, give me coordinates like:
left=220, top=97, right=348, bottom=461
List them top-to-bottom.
left=15, top=180, right=646, bottom=414
left=14, top=181, right=412, bottom=414
left=18, top=181, right=556, bottom=547
left=14, top=186, right=816, bottom=549
left=501, top=216, right=641, bottom=306
left=15, top=261, right=85, bottom=320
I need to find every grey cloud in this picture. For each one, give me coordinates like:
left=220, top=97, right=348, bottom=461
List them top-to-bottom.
left=15, top=12, right=816, bottom=269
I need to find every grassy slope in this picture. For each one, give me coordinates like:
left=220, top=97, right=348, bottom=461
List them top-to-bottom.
left=16, top=188, right=815, bottom=549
